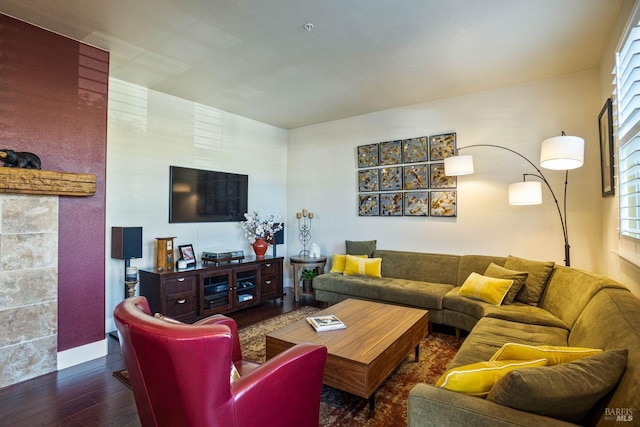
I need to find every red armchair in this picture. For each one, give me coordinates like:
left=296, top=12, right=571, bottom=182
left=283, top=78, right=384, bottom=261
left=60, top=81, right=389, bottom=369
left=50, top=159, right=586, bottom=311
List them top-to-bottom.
left=114, top=296, right=327, bottom=427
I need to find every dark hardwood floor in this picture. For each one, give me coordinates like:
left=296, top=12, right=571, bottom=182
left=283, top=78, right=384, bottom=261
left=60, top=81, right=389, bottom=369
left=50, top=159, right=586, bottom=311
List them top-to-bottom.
left=0, top=291, right=318, bottom=427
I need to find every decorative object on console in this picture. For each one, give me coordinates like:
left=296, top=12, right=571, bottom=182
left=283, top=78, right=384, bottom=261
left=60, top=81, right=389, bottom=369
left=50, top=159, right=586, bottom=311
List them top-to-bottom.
left=598, top=98, right=615, bottom=197
left=443, top=132, right=584, bottom=266
left=356, top=133, right=457, bottom=217
left=0, top=149, right=41, bottom=169
left=295, top=208, right=313, bottom=256
left=240, top=211, right=283, bottom=257
left=271, top=224, right=284, bottom=257
left=111, top=226, right=143, bottom=298
left=155, top=236, right=176, bottom=272
left=252, top=238, right=268, bottom=257
left=309, top=242, right=321, bottom=258
left=177, top=244, right=196, bottom=269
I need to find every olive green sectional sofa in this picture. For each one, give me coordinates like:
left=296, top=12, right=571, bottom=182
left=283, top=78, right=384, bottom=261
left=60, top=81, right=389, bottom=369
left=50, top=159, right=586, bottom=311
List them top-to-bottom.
left=312, top=249, right=640, bottom=426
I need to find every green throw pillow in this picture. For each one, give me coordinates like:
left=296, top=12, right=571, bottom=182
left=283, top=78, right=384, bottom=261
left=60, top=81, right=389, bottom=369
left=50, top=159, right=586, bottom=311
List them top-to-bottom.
left=345, top=240, right=377, bottom=257
left=503, top=255, right=554, bottom=306
left=484, top=262, right=528, bottom=305
left=486, top=349, right=628, bottom=423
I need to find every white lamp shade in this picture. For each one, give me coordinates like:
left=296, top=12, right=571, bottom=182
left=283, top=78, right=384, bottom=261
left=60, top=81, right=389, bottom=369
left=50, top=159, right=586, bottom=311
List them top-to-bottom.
left=540, top=135, right=584, bottom=170
left=444, top=155, right=474, bottom=176
left=509, top=181, right=542, bottom=205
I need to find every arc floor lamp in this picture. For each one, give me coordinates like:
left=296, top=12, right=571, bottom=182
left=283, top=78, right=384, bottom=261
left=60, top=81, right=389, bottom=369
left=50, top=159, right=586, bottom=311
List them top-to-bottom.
left=443, top=132, right=584, bottom=266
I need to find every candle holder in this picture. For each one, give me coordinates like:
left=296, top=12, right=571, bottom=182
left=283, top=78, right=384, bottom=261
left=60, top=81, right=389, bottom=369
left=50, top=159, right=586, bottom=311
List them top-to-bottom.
left=296, top=209, right=314, bottom=256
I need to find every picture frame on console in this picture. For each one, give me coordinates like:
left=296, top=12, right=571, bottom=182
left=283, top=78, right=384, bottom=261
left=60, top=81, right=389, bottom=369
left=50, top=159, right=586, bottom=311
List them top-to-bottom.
left=598, top=98, right=615, bottom=197
left=178, top=244, right=196, bottom=269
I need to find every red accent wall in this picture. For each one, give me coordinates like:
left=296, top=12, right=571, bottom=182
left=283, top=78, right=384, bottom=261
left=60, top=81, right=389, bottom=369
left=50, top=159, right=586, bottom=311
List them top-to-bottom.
left=0, top=15, right=108, bottom=351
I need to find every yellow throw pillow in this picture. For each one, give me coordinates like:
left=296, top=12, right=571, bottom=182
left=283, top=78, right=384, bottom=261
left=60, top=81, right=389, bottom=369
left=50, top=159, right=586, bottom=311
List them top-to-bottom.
left=330, top=253, right=368, bottom=273
left=343, top=255, right=382, bottom=277
left=458, top=272, right=514, bottom=305
left=490, top=343, right=603, bottom=365
left=436, top=359, right=548, bottom=396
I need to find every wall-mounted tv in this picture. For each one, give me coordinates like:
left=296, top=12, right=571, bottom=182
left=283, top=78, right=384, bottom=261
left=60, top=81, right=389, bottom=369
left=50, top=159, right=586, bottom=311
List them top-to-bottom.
left=169, top=166, right=248, bottom=223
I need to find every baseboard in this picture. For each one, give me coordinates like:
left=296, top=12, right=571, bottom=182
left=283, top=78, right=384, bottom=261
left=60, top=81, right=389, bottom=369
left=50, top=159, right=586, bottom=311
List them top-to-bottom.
left=57, top=338, right=108, bottom=370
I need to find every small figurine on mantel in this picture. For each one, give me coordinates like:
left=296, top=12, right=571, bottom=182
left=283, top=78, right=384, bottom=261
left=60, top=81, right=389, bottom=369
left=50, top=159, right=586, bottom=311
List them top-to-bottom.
left=0, top=149, right=41, bottom=169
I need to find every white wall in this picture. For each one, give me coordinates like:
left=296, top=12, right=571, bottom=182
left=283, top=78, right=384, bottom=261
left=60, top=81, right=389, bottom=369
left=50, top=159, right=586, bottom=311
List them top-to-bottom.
left=599, top=0, right=640, bottom=296
left=288, top=71, right=603, bottom=275
left=105, top=79, right=288, bottom=331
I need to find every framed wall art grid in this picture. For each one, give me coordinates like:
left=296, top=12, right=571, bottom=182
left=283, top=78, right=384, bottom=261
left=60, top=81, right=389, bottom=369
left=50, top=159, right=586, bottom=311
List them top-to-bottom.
left=357, top=132, right=457, bottom=217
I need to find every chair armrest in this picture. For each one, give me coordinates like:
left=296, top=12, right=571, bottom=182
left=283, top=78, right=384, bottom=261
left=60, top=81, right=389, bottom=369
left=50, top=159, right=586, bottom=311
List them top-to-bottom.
left=194, top=314, right=242, bottom=361
left=232, top=342, right=327, bottom=427
left=408, top=384, right=576, bottom=427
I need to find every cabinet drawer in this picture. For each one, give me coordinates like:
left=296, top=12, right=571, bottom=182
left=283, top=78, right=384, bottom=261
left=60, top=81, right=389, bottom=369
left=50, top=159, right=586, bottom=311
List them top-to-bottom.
left=260, top=262, right=280, bottom=276
left=261, top=274, right=280, bottom=297
left=165, top=275, right=197, bottom=296
left=166, top=292, right=196, bottom=318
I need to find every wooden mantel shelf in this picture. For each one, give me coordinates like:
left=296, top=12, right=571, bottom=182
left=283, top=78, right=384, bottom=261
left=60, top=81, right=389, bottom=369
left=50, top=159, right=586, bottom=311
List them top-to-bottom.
left=0, top=168, right=96, bottom=197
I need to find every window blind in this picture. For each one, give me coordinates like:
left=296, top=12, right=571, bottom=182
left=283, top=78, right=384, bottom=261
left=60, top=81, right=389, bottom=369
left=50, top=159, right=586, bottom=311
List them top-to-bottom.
left=617, top=7, right=640, bottom=239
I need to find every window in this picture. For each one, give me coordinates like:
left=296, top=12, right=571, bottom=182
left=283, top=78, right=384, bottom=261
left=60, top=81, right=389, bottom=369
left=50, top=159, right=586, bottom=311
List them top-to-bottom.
left=617, top=5, right=640, bottom=239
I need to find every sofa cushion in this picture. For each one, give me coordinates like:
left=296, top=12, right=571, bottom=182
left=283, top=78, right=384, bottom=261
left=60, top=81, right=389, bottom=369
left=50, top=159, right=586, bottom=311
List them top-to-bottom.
left=346, top=240, right=376, bottom=257
left=375, top=250, right=460, bottom=284
left=330, top=253, right=367, bottom=273
left=343, top=255, right=382, bottom=277
left=504, top=255, right=554, bottom=307
left=483, top=263, right=527, bottom=305
left=312, top=272, right=453, bottom=310
left=458, top=273, right=514, bottom=305
left=444, top=288, right=569, bottom=330
left=568, top=289, right=640, bottom=419
left=448, top=316, right=569, bottom=369
left=489, top=343, right=602, bottom=365
left=487, top=349, right=628, bottom=423
left=436, top=359, right=548, bottom=397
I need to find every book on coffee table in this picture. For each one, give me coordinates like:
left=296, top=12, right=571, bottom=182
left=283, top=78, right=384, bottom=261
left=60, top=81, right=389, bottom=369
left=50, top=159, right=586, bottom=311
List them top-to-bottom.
left=306, top=314, right=346, bottom=332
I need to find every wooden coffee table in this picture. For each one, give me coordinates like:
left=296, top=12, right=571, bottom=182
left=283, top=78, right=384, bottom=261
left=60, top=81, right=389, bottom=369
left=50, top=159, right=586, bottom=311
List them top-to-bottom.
left=265, top=299, right=428, bottom=416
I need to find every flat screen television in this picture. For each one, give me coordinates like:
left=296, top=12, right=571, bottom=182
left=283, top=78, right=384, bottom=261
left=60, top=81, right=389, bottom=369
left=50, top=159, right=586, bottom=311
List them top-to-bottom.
left=169, top=166, right=248, bottom=223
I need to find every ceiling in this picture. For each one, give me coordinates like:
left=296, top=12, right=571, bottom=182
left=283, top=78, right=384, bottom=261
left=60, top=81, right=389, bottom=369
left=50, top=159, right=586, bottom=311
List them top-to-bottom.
left=0, top=0, right=627, bottom=129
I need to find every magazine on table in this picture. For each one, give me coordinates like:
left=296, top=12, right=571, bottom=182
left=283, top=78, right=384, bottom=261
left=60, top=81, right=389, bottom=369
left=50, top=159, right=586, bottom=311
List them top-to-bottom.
left=306, top=314, right=346, bottom=332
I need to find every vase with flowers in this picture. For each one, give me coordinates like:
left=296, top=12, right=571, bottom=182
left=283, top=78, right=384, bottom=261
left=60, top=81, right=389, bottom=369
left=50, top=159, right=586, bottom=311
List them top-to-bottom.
left=240, top=211, right=283, bottom=257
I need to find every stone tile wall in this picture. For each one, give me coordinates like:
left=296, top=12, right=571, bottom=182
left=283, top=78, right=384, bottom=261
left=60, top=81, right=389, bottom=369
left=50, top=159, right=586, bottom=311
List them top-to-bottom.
left=0, top=195, right=58, bottom=388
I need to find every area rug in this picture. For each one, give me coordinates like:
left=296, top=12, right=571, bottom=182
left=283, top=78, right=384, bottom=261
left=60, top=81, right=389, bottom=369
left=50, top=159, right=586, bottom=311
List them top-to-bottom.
left=113, top=306, right=464, bottom=426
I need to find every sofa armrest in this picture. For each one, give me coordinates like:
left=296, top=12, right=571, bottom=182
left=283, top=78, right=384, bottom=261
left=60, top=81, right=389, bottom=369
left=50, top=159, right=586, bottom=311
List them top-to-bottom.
left=194, top=314, right=242, bottom=361
left=232, top=343, right=327, bottom=427
left=408, top=384, right=576, bottom=427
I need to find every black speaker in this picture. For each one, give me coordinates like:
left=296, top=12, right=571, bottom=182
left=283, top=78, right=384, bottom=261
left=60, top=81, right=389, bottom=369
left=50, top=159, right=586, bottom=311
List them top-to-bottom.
left=274, top=224, right=284, bottom=245
left=111, top=227, right=143, bottom=259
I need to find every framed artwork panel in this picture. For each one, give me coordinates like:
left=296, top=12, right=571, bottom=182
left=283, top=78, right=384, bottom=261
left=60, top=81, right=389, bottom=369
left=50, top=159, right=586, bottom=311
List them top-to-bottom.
left=598, top=98, right=615, bottom=197
left=429, top=133, right=456, bottom=161
left=403, top=137, right=428, bottom=163
left=379, top=140, right=403, bottom=165
left=357, top=144, right=379, bottom=168
left=430, top=163, right=456, bottom=188
left=404, top=164, right=428, bottom=190
left=380, top=166, right=403, bottom=191
left=358, top=168, right=379, bottom=192
left=404, top=191, right=429, bottom=216
left=430, top=191, right=457, bottom=217
left=380, top=192, right=403, bottom=216
left=358, top=194, right=379, bottom=216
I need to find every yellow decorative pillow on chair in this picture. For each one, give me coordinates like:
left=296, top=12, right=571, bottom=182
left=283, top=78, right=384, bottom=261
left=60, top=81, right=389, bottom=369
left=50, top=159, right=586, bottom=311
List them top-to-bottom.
left=330, top=253, right=368, bottom=273
left=343, top=255, right=382, bottom=277
left=458, top=272, right=514, bottom=305
left=490, top=343, right=603, bottom=365
left=436, top=359, right=548, bottom=396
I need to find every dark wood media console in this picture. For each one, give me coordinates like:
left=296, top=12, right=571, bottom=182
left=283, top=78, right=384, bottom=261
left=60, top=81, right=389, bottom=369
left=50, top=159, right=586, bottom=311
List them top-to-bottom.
left=139, top=256, right=284, bottom=321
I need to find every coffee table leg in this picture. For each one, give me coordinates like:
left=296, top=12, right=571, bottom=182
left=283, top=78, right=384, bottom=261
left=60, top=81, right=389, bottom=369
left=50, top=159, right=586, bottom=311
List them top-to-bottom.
left=415, top=344, right=420, bottom=362
left=368, top=393, right=376, bottom=418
